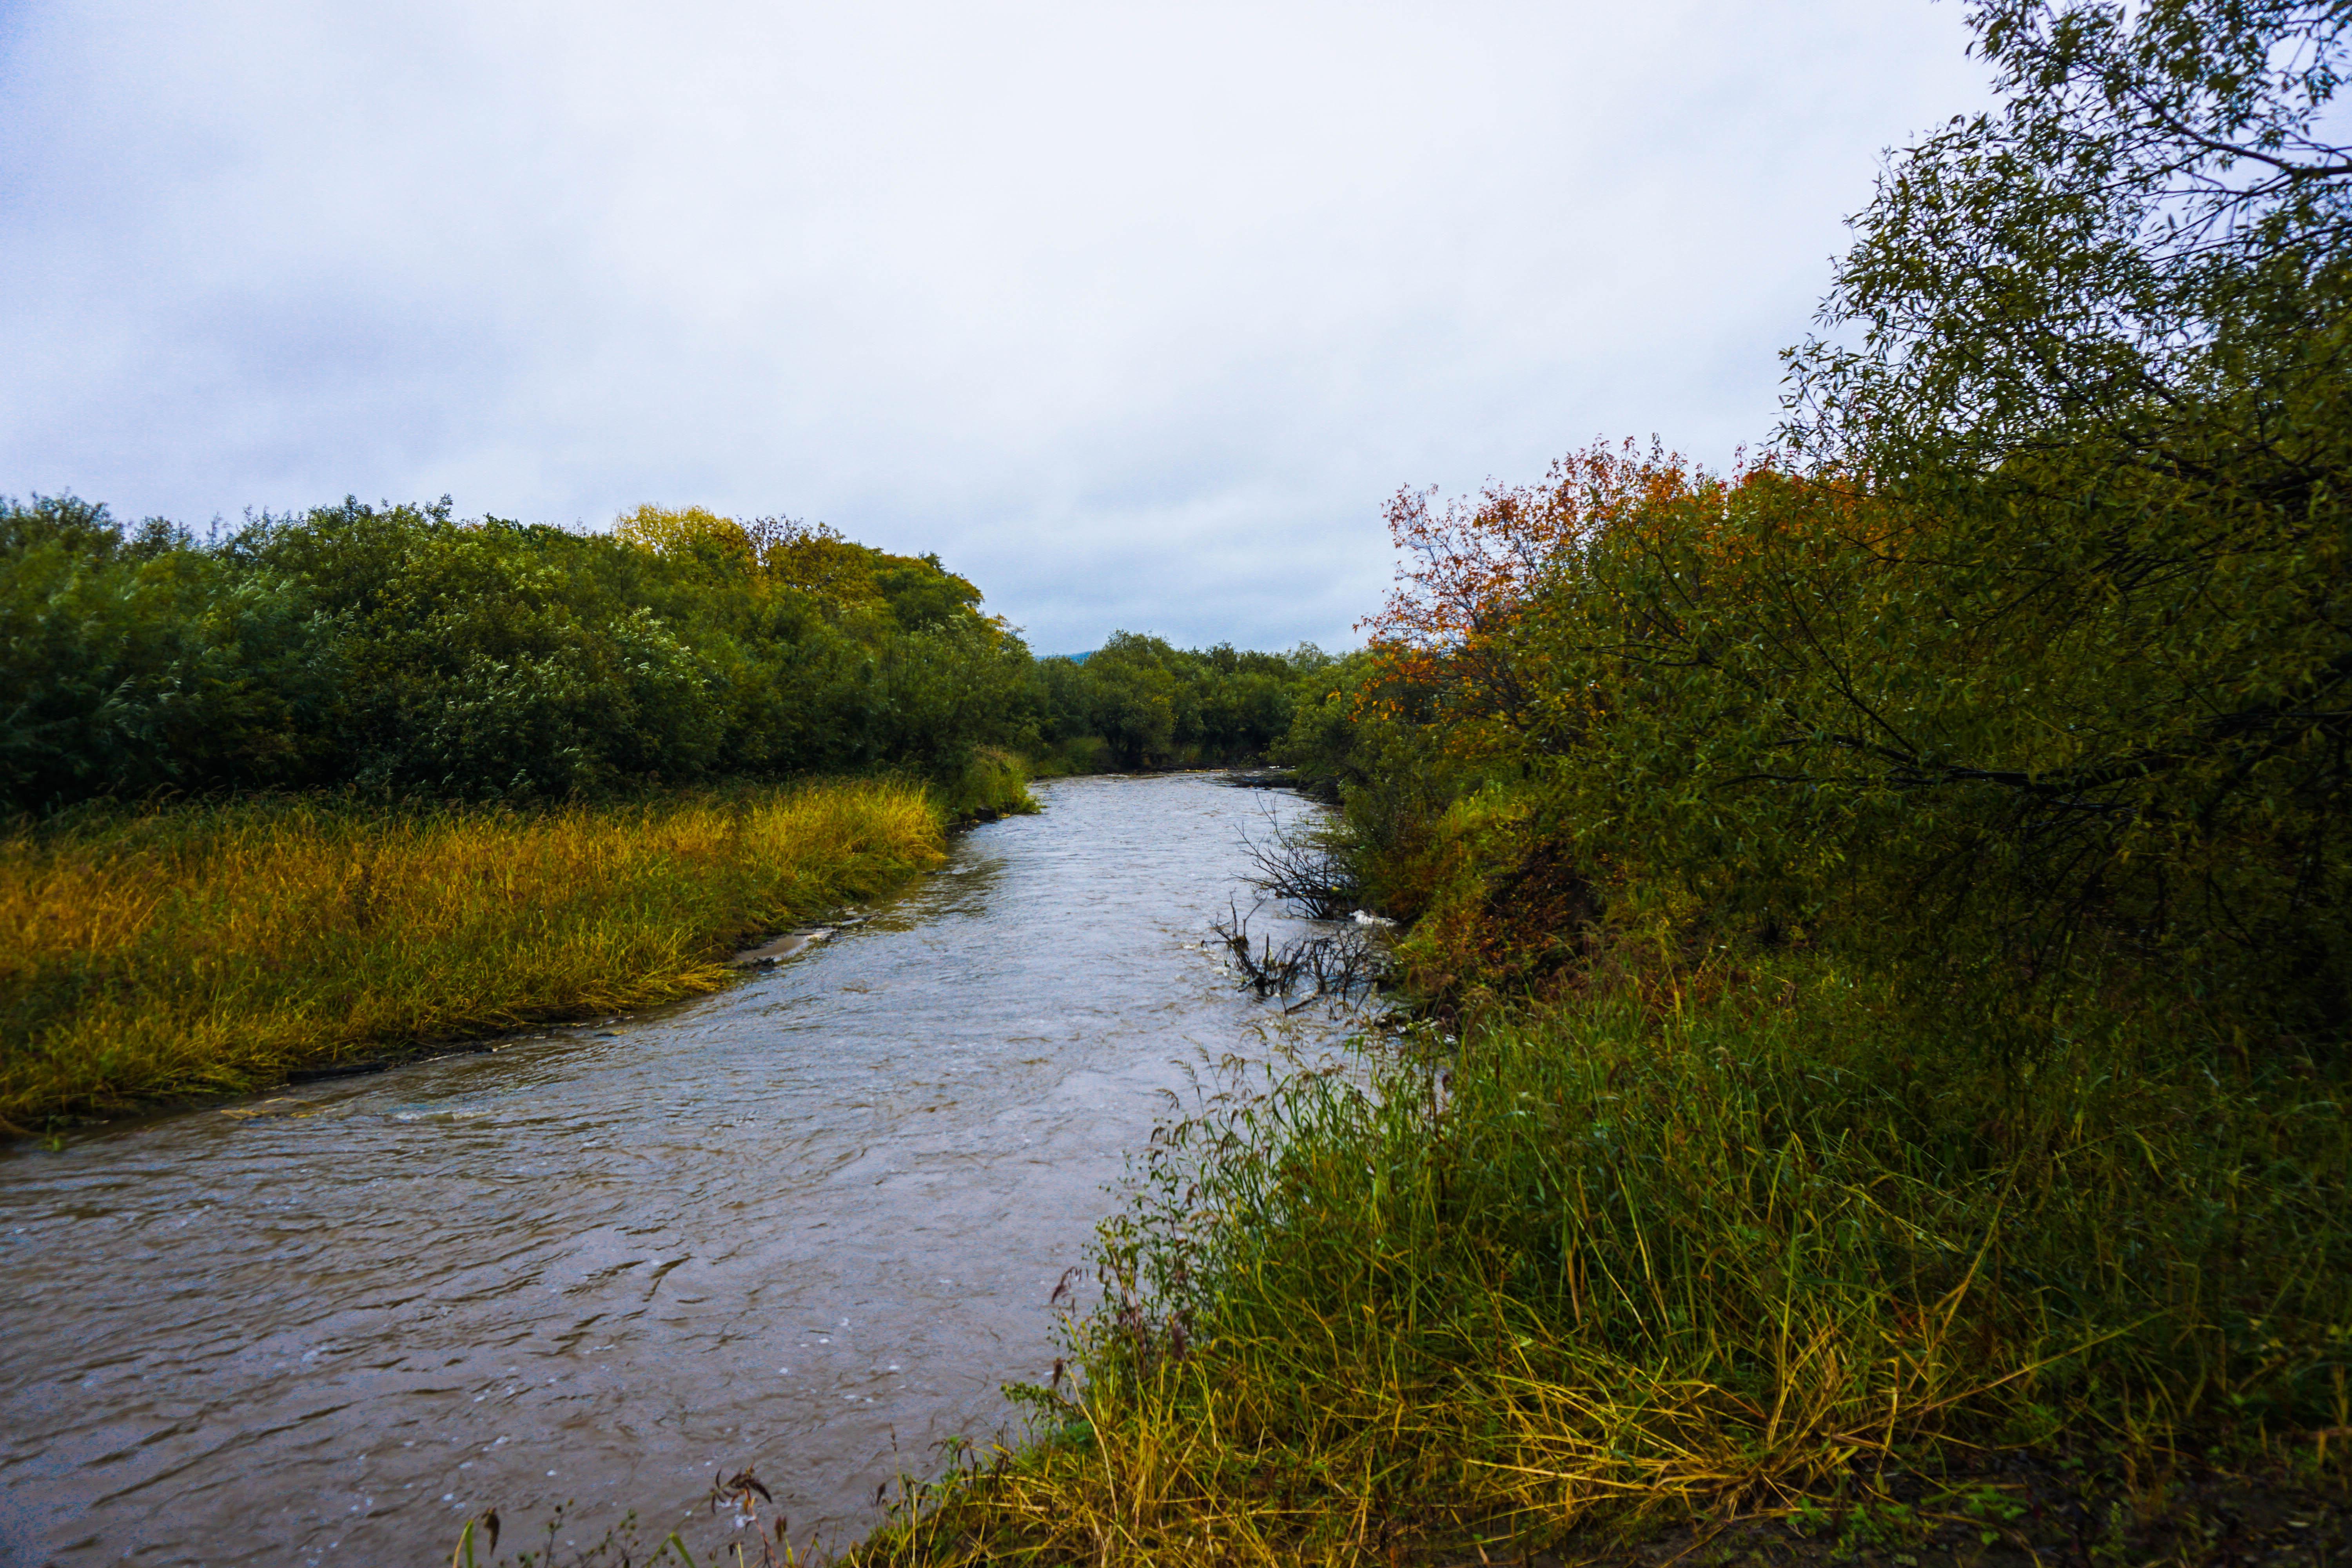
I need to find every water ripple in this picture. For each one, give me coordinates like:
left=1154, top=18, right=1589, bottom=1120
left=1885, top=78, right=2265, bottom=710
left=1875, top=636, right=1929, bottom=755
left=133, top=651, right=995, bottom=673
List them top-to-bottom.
left=0, top=775, right=1348, bottom=1566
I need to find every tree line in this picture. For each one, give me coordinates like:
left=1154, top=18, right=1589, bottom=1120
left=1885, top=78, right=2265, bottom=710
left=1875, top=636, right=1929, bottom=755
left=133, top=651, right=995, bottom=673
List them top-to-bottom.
left=0, top=495, right=1329, bottom=815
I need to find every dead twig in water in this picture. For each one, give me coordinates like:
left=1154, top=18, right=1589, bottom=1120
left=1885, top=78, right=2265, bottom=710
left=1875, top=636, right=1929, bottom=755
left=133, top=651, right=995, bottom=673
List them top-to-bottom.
left=1211, top=902, right=1390, bottom=1005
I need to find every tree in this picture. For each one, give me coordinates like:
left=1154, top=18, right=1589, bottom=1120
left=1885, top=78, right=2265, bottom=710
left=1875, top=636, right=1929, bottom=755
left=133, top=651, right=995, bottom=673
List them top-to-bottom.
left=1357, top=2, right=2352, bottom=1034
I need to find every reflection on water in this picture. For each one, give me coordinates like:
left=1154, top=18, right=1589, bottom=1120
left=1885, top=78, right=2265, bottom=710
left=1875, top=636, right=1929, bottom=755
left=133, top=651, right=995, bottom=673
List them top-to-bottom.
left=0, top=775, right=1350, bottom=1566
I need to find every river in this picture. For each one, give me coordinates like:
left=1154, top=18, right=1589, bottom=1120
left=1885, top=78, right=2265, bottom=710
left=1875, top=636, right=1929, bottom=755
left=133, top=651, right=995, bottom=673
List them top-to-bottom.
left=0, top=774, right=1352, bottom=1566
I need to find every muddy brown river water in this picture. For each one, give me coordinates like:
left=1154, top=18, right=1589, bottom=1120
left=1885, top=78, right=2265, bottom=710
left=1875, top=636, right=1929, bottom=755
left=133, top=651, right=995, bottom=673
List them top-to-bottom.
left=0, top=774, right=1353, bottom=1566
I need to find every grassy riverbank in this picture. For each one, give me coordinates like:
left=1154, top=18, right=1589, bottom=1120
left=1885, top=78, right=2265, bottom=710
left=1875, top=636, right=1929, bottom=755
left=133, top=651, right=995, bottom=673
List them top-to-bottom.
left=809, top=6, right=2325, bottom=1557
left=0, top=773, right=1012, bottom=1132
left=847, top=958, right=2350, bottom=1566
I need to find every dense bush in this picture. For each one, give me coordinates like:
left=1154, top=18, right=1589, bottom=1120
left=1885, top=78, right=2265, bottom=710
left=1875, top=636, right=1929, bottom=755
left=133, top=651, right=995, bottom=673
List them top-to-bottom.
left=1295, top=0, right=2351, bottom=1047
left=0, top=497, right=1047, bottom=812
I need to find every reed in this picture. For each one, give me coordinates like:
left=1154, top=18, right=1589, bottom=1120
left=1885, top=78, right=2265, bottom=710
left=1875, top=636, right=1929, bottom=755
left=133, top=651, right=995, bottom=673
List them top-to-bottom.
left=0, top=779, right=948, bottom=1130
left=850, top=958, right=2352, bottom=1564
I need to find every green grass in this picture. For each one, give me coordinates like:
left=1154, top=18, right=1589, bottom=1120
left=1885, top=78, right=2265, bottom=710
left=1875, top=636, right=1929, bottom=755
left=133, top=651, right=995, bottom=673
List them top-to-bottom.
left=0, top=776, right=971, bottom=1131
left=848, top=955, right=2352, bottom=1564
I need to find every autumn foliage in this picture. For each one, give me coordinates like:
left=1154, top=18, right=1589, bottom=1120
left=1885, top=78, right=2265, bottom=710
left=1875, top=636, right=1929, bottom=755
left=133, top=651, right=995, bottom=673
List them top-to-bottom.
left=1327, top=380, right=2351, bottom=1036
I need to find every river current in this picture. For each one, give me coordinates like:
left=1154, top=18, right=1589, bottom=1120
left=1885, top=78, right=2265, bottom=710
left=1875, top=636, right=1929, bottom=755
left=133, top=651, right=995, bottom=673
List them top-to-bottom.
left=0, top=774, right=1348, bottom=1566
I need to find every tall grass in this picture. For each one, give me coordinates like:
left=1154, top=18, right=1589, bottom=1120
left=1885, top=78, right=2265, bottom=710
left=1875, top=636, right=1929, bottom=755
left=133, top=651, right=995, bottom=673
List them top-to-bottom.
left=0, top=779, right=949, bottom=1130
left=854, top=960, right=2352, bottom=1564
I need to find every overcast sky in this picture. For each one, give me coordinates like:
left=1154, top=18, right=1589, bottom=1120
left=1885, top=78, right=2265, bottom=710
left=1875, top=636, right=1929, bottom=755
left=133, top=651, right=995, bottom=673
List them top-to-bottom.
left=0, top=1, right=1987, bottom=652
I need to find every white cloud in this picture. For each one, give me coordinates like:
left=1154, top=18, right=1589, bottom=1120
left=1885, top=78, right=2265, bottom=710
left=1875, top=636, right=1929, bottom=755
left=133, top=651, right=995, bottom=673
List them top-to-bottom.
left=0, top=0, right=1987, bottom=650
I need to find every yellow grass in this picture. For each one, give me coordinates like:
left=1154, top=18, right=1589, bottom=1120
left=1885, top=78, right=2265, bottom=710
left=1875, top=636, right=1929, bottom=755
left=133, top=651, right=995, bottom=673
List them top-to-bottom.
left=0, top=780, right=947, bottom=1131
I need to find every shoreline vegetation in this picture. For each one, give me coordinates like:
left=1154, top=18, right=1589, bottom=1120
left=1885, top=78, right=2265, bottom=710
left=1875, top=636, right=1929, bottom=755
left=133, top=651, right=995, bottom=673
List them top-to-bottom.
left=0, top=773, right=1002, bottom=1134
left=841, top=958, right=2349, bottom=1567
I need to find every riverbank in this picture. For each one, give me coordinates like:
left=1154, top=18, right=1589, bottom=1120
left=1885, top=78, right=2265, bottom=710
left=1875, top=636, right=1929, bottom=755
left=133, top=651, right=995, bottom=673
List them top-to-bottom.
left=8, top=772, right=1353, bottom=1567
left=0, top=774, right=1006, bottom=1133
left=841, top=954, right=2351, bottom=1566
